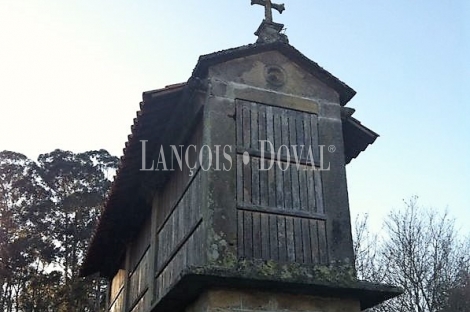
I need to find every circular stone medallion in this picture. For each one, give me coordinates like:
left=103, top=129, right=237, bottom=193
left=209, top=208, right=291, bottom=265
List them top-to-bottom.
left=264, top=65, right=287, bottom=87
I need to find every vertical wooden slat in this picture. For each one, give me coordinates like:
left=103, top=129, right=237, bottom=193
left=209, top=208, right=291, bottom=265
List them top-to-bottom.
left=258, top=100, right=268, bottom=207
left=236, top=103, right=242, bottom=146
left=242, top=104, right=251, bottom=149
left=258, top=104, right=266, bottom=146
left=266, top=106, right=274, bottom=155
left=273, top=109, right=282, bottom=157
left=280, top=110, right=289, bottom=158
left=280, top=110, right=292, bottom=210
left=288, top=111, right=297, bottom=156
left=296, top=112, right=306, bottom=153
left=310, top=114, right=319, bottom=161
left=237, top=155, right=243, bottom=202
left=243, top=155, right=252, bottom=204
left=251, top=158, right=260, bottom=206
left=259, top=158, right=268, bottom=207
left=267, top=158, right=276, bottom=207
left=283, top=162, right=292, bottom=210
left=275, top=163, right=284, bottom=209
left=291, top=164, right=301, bottom=211
left=298, top=166, right=308, bottom=212
left=307, top=169, right=316, bottom=213
left=314, top=170, right=324, bottom=214
left=237, top=210, right=244, bottom=258
left=243, top=211, right=253, bottom=259
left=252, top=212, right=262, bottom=259
left=261, top=213, right=270, bottom=260
left=269, top=215, right=278, bottom=261
left=277, top=216, right=287, bottom=262
left=286, top=216, right=295, bottom=262
left=293, top=218, right=303, bottom=263
left=301, top=218, right=312, bottom=264
left=309, top=219, right=320, bottom=264
left=318, top=220, right=328, bottom=264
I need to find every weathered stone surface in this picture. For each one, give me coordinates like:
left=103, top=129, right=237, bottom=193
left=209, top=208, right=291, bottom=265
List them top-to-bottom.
left=208, top=51, right=340, bottom=103
left=185, top=289, right=361, bottom=312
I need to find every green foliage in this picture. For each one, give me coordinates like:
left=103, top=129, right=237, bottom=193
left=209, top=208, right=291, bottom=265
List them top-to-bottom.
left=0, top=149, right=118, bottom=311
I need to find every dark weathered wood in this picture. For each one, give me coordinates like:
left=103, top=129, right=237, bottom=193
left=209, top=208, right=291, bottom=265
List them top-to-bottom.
left=233, top=100, right=328, bottom=267
left=236, top=103, right=243, bottom=146
left=242, top=104, right=251, bottom=149
left=258, top=104, right=267, bottom=149
left=266, top=106, right=275, bottom=155
left=273, top=109, right=282, bottom=157
left=280, top=110, right=289, bottom=158
left=288, top=111, right=297, bottom=159
left=296, top=111, right=306, bottom=154
left=310, top=114, right=320, bottom=161
left=237, top=155, right=243, bottom=202
left=243, top=155, right=252, bottom=204
left=251, top=157, right=260, bottom=206
left=259, top=158, right=268, bottom=207
left=267, top=158, right=276, bottom=207
left=282, top=161, right=292, bottom=210
left=275, top=163, right=284, bottom=209
left=290, top=163, right=300, bottom=211
left=154, top=164, right=204, bottom=305
left=298, top=167, right=308, bottom=212
left=307, top=169, right=316, bottom=213
left=314, top=170, right=324, bottom=214
left=237, top=203, right=326, bottom=221
left=237, top=210, right=244, bottom=258
left=243, top=210, right=253, bottom=259
left=252, top=212, right=262, bottom=259
left=260, top=213, right=270, bottom=260
left=269, top=214, right=278, bottom=260
left=277, top=216, right=287, bottom=262
left=285, top=216, right=295, bottom=262
left=293, top=217, right=303, bottom=263
left=301, top=218, right=312, bottom=264
left=309, top=219, right=320, bottom=264
left=318, top=220, right=328, bottom=264
left=128, top=249, right=150, bottom=310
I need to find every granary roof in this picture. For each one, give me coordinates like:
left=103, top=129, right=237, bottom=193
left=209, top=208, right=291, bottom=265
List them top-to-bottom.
left=80, top=42, right=378, bottom=278
left=80, top=83, right=189, bottom=277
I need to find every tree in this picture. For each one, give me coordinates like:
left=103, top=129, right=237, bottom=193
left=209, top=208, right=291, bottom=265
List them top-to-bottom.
left=0, top=149, right=118, bottom=311
left=37, top=149, right=118, bottom=311
left=0, top=151, right=55, bottom=312
left=354, top=197, right=470, bottom=312
left=440, top=250, right=470, bottom=311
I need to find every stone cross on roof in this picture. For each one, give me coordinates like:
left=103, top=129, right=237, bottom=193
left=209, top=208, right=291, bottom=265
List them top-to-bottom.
left=251, top=0, right=285, bottom=23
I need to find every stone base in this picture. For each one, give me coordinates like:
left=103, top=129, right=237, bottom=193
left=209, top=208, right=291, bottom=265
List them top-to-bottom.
left=186, top=289, right=360, bottom=312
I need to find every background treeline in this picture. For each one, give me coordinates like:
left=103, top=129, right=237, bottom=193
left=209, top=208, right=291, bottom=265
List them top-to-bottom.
left=0, top=149, right=118, bottom=312
left=0, top=150, right=469, bottom=311
left=354, top=197, right=470, bottom=312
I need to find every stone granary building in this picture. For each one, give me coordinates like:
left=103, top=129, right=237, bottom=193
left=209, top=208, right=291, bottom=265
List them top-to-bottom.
left=81, top=2, right=401, bottom=311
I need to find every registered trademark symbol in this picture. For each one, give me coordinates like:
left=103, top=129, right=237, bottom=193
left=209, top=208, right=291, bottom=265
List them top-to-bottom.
left=328, top=145, right=336, bottom=153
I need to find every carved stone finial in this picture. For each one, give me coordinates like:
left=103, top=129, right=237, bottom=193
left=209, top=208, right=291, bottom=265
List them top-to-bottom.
left=251, top=0, right=288, bottom=44
left=251, top=0, right=285, bottom=23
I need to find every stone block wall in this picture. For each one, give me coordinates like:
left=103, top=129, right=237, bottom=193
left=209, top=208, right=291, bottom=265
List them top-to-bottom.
left=185, top=289, right=361, bottom=312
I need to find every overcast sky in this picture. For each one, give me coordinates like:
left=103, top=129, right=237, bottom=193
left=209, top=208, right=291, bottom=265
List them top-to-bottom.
left=0, top=1, right=469, bottom=231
